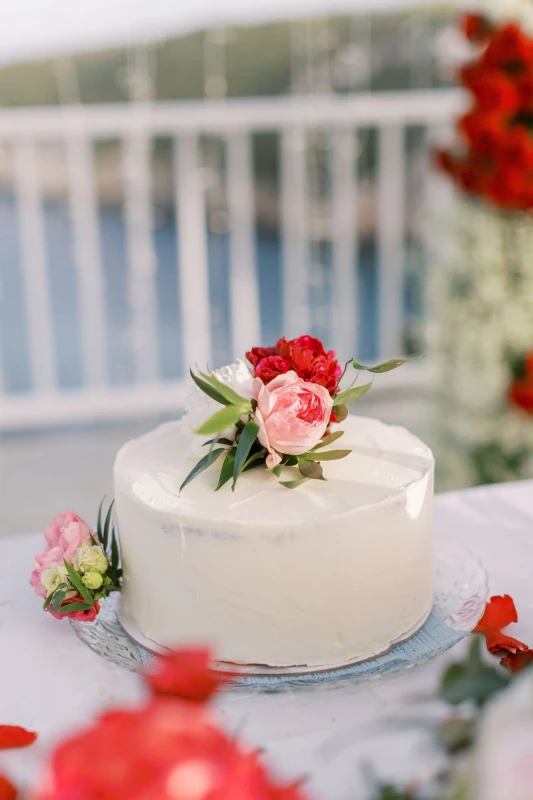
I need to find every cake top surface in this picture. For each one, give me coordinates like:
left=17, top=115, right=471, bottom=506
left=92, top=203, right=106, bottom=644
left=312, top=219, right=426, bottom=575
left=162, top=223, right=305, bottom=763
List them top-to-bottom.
left=114, top=414, right=434, bottom=527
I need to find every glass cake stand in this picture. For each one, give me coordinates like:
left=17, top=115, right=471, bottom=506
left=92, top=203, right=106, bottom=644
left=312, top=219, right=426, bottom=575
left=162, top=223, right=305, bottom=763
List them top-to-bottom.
left=71, top=540, right=488, bottom=689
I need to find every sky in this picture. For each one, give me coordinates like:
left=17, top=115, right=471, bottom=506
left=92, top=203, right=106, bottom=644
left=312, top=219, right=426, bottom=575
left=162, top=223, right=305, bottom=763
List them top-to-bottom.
left=0, top=0, right=436, bottom=65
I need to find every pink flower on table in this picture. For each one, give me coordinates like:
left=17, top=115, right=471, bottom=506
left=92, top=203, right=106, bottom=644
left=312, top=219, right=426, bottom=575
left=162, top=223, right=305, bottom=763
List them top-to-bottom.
left=253, top=371, right=333, bottom=468
left=30, top=511, right=93, bottom=600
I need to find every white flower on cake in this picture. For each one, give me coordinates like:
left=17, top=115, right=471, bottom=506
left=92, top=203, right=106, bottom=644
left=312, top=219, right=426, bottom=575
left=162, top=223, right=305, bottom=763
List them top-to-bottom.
left=181, top=360, right=254, bottom=455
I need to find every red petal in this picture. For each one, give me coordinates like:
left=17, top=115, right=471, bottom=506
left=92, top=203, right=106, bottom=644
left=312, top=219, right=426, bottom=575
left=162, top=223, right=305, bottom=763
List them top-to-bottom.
left=474, top=595, right=518, bottom=632
left=484, top=630, right=529, bottom=655
left=144, top=648, right=231, bottom=703
left=501, top=649, right=533, bottom=673
left=0, top=726, right=38, bottom=750
left=0, top=774, right=17, bottom=800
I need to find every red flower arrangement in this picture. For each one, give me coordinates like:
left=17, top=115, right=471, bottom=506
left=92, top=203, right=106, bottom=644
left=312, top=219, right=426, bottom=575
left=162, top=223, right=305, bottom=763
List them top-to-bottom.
left=436, top=13, right=533, bottom=211
left=182, top=334, right=409, bottom=492
left=509, top=350, right=533, bottom=413
left=33, top=648, right=307, bottom=800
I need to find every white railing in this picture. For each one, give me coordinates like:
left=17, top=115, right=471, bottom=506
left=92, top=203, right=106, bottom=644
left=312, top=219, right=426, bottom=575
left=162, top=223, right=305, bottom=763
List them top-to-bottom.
left=0, top=89, right=463, bottom=431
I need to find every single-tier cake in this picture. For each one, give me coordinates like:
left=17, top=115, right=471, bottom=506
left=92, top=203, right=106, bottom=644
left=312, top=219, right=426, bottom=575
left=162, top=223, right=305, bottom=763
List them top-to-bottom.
left=114, top=412, right=434, bottom=668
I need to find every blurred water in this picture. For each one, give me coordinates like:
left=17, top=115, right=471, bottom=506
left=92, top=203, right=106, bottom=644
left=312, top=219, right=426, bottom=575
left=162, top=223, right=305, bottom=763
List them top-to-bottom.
left=0, top=192, right=385, bottom=394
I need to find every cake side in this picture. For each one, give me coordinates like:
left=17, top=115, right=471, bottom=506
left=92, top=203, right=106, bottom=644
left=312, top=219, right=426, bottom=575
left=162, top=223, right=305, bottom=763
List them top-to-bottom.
left=114, top=415, right=434, bottom=668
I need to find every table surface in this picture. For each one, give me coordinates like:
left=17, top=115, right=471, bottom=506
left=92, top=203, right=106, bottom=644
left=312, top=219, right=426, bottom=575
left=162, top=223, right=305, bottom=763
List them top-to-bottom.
left=1, top=480, right=532, bottom=799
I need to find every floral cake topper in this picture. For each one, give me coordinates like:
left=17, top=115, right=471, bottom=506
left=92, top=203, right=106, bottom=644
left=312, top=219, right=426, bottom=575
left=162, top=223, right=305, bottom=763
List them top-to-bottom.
left=182, top=334, right=409, bottom=492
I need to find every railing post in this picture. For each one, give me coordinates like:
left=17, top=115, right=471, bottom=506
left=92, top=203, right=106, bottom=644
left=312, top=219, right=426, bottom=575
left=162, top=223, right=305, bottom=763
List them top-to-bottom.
left=378, top=124, right=405, bottom=358
left=281, top=128, right=309, bottom=337
left=330, top=129, right=358, bottom=360
left=227, top=130, right=261, bottom=356
left=175, top=134, right=211, bottom=370
left=66, top=135, right=107, bottom=388
left=13, top=139, right=57, bottom=393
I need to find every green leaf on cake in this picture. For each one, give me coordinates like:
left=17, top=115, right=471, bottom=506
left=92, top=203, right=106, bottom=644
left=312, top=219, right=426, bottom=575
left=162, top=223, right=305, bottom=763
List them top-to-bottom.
left=351, top=357, right=417, bottom=373
left=190, top=370, right=231, bottom=406
left=199, top=371, right=252, bottom=407
left=334, top=382, right=372, bottom=405
left=332, top=403, right=349, bottom=422
left=194, top=405, right=249, bottom=437
left=233, top=420, right=260, bottom=490
left=312, top=431, right=345, bottom=450
left=202, top=437, right=234, bottom=447
left=180, top=448, right=226, bottom=493
left=215, top=448, right=237, bottom=491
left=300, top=449, right=351, bottom=462
left=242, top=450, right=266, bottom=472
left=298, top=460, right=325, bottom=480
left=269, top=464, right=284, bottom=477
left=280, top=478, right=309, bottom=489
left=96, top=497, right=104, bottom=542
left=63, top=560, right=94, bottom=606
left=50, top=590, right=67, bottom=613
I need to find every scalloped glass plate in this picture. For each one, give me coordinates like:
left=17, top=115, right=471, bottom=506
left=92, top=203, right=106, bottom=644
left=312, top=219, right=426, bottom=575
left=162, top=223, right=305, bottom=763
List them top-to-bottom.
left=71, top=541, right=488, bottom=689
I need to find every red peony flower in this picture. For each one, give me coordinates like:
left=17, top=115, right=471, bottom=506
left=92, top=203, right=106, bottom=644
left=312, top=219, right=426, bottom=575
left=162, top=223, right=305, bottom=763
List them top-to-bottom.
left=460, top=13, right=493, bottom=44
left=483, top=22, right=533, bottom=71
left=460, top=66, right=520, bottom=113
left=459, top=111, right=506, bottom=158
left=503, top=126, right=533, bottom=171
left=247, top=335, right=342, bottom=397
left=245, top=347, right=276, bottom=369
left=255, top=356, right=293, bottom=384
left=509, top=377, right=533, bottom=412
left=474, top=595, right=529, bottom=655
left=49, top=596, right=100, bottom=623
left=144, top=648, right=230, bottom=703
left=501, top=649, right=533, bottom=673
left=33, top=700, right=309, bottom=800
left=0, top=726, right=38, bottom=751
left=0, top=774, right=17, bottom=800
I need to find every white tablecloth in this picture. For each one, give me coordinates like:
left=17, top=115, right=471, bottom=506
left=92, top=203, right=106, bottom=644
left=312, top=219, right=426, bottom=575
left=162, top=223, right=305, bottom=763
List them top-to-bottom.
left=1, top=481, right=532, bottom=798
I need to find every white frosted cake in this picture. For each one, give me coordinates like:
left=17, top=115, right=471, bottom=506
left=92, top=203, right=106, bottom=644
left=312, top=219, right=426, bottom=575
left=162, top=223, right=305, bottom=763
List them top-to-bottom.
left=114, top=413, right=434, bottom=668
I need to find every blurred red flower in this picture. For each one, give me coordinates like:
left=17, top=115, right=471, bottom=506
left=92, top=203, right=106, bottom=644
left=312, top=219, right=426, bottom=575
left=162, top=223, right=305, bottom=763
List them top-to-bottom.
left=460, top=13, right=493, bottom=44
left=144, top=648, right=230, bottom=703
left=34, top=701, right=308, bottom=800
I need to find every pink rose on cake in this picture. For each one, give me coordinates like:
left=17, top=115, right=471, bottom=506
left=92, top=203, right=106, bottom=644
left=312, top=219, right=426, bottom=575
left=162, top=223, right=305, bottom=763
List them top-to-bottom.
left=253, top=371, right=333, bottom=468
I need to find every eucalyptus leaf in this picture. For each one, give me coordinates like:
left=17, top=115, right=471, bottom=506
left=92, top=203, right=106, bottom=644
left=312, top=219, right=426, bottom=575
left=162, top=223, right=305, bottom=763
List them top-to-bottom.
left=351, top=357, right=416, bottom=374
left=190, top=369, right=231, bottom=406
left=199, top=371, right=252, bottom=407
left=335, top=382, right=372, bottom=405
left=333, top=403, right=349, bottom=422
left=194, top=405, right=248, bottom=437
left=233, top=420, right=260, bottom=489
left=312, top=431, right=345, bottom=450
left=180, top=447, right=226, bottom=493
left=215, top=449, right=236, bottom=491
left=300, top=449, right=351, bottom=462
left=242, top=450, right=266, bottom=472
left=298, top=460, right=325, bottom=480
left=269, top=464, right=284, bottom=478
left=280, top=478, right=309, bottom=489
left=96, top=497, right=105, bottom=541
left=102, top=500, right=115, bottom=552
left=63, top=560, right=94, bottom=605
left=43, top=591, right=55, bottom=610
left=50, top=591, right=67, bottom=612
left=57, top=601, right=94, bottom=614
